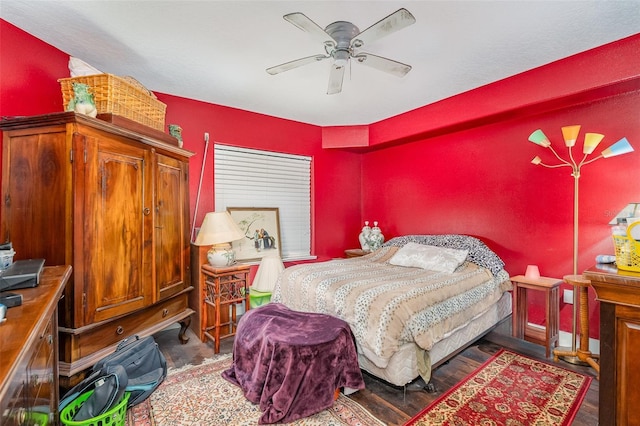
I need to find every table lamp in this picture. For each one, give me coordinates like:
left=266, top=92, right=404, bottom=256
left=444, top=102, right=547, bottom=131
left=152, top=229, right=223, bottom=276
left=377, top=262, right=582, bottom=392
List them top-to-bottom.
left=194, top=211, right=245, bottom=267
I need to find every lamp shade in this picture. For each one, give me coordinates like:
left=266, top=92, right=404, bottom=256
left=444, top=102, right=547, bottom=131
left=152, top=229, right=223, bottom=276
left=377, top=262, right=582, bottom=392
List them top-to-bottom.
left=561, top=125, right=581, bottom=147
left=528, top=129, right=551, bottom=147
left=582, top=133, right=605, bottom=154
left=601, top=137, right=634, bottom=158
left=194, top=211, right=244, bottom=246
left=252, top=252, right=285, bottom=293
left=525, top=265, right=540, bottom=279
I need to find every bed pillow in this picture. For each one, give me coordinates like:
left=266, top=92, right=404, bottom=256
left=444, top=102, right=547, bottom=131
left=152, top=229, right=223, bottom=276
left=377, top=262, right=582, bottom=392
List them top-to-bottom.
left=383, top=235, right=505, bottom=275
left=388, top=242, right=469, bottom=273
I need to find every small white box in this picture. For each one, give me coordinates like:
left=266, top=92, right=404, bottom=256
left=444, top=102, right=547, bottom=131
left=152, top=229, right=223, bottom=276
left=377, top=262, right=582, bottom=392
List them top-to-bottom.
left=0, top=250, right=16, bottom=270
left=563, top=289, right=574, bottom=304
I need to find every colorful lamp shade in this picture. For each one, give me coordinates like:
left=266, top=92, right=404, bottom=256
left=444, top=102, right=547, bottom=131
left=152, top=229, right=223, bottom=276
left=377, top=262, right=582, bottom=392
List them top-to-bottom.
left=561, top=125, right=581, bottom=147
left=528, top=129, right=551, bottom=147
left=582, top=133, right=605, bottom=155
left=601, top=137, right=634, bottom=158
left=194, top=211, right=245, bottom=267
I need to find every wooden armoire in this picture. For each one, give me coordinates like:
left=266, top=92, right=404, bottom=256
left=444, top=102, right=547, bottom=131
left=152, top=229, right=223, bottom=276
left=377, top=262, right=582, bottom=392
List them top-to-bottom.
left=0, top=112, right=195, bottom=381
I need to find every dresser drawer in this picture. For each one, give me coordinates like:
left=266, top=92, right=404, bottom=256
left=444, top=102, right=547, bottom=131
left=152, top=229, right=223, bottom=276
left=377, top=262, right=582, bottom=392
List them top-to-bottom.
left=59, top=292, right=193, bottom=378
left=78, top=295, right=189, bottom=358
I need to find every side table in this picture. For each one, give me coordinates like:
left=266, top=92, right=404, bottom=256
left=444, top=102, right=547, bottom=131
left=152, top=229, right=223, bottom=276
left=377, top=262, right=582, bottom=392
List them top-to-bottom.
left=202, top=263, right=251, bottom=353
left=511, top=275, right=562, bottom=358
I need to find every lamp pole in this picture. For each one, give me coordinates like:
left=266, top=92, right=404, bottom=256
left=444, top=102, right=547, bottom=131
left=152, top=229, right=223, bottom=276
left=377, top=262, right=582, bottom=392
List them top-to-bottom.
left=567, top=165, right=581, bottom=362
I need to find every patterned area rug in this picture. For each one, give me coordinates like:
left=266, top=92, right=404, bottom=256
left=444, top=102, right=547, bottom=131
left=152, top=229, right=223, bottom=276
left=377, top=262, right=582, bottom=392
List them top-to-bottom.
left=405, top=349, right=592, bottom=426
left=126, top=353, right=384, bottom=425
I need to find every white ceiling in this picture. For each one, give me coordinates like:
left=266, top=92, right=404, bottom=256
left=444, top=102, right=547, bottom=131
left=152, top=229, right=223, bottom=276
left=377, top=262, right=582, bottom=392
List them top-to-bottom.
left=2, top=1, right=639, bottom=126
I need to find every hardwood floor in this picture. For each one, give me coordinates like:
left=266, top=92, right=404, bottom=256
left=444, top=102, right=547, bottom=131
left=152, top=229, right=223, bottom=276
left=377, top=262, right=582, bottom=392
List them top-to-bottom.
left=153, top=318, right=599, bottom=425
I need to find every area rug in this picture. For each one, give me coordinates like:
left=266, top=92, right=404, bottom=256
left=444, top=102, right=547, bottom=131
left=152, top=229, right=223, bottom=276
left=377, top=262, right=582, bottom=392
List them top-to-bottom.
left=405, top=349, right=592, bottom=426
left=126, top=353, right=384, bottom=425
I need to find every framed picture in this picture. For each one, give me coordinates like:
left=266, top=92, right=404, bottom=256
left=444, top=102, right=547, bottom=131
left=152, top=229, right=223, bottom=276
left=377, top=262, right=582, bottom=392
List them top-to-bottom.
left=227, top=207, right=281, bottom=262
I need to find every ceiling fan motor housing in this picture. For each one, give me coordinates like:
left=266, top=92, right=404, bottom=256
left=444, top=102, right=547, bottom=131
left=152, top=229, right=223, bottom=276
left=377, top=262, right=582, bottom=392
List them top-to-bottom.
left=325, top=21, right=361, bottom=66
left=325, top=21, right=360, bottom=46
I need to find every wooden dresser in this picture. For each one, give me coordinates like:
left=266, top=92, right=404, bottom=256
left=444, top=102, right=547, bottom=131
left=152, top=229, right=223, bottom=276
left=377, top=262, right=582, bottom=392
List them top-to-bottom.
left=0, top=113, right=195, bottom=383
left=0, top=265, right=71, bottom=425
left=584, top=265, right=640, bottom=426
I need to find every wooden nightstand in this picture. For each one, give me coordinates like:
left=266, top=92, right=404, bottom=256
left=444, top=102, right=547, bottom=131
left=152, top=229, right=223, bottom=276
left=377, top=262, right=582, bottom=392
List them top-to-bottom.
left=345, top=248, right=368, bottom=258
left=201, top=263, right=251, bottom=353
left=511, top=275, right=562, bottom=358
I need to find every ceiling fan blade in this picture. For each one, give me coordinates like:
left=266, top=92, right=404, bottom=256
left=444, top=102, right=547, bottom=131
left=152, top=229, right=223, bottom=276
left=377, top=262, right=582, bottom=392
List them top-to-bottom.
left=352, top=8, right=416, bottom=48
left=284, top=12, right=335, bottom=44
left=354, top=53, right=412, bottom=77
left=266, top=54, right=329, bottom=75
left=327, top=62, right=346, bottom=95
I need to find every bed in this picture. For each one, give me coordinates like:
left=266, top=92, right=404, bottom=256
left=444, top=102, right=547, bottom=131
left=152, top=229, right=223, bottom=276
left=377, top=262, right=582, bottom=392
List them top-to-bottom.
left=271, top=235, right=512, bottom=387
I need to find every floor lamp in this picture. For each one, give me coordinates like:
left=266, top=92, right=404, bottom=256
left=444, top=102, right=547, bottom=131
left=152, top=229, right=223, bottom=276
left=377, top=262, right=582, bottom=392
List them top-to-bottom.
left=527, top=126, right=634, bottom=364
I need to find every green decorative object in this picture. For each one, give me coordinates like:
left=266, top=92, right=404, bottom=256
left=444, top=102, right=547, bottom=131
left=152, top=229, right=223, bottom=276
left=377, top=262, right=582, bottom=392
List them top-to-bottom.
left=66, top=82, right=97, bottom=118
left=168, top=124, right=183, bottom=147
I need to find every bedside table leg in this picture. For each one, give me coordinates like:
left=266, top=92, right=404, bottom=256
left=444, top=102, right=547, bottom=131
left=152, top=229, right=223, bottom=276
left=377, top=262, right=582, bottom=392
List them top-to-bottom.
left=513, top=286, right=528, bottom=339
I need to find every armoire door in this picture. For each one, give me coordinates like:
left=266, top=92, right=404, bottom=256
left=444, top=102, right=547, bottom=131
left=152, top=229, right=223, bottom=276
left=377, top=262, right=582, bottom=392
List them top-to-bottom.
left=0, top=125, right=71, bottom=264
left=80, top=132, right=154, bottom=325
left=155, top=153, right=190, bottom=300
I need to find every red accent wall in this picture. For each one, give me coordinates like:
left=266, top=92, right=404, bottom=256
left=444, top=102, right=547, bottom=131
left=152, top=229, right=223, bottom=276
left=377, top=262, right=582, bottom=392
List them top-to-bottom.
left=2, top=18, right=639, bottom=338
left=0, top=21, right=68, bottom=117
left=359, top=35, right=640, bottom=337
left=154, top=93, right=363, bottom=259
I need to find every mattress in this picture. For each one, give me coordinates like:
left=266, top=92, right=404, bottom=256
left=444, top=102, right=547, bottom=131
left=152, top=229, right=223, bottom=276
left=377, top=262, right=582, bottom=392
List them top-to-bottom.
left=357, top=291, right=512, bottom=386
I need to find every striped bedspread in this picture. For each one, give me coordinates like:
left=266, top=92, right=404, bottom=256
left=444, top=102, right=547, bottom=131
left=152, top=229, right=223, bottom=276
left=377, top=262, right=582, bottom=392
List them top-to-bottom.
left=272, top=245, right=511, bottom=369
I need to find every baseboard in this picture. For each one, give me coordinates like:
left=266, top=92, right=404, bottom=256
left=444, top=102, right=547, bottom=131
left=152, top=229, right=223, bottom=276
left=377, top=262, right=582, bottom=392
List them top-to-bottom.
left=525, top=323, right=600, bottom=355
left=558, top=330, right=600, bottom=355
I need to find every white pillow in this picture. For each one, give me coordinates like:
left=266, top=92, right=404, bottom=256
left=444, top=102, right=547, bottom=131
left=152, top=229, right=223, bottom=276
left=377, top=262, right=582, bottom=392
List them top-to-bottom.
left=389, top=243, right=469, bottom=273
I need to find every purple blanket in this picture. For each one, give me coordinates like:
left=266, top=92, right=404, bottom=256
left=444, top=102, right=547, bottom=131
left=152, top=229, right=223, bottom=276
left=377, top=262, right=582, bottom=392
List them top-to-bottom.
left=222, top=303, right=365, bottom=424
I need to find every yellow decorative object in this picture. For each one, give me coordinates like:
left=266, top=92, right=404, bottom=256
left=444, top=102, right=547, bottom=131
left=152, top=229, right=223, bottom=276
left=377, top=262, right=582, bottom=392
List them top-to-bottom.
left=612, top=221, right=640, bottom=272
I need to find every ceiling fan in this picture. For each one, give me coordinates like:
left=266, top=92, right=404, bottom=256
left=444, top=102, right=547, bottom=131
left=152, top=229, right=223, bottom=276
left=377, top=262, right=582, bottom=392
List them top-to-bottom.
left=266, top=8, right=416, bottom=94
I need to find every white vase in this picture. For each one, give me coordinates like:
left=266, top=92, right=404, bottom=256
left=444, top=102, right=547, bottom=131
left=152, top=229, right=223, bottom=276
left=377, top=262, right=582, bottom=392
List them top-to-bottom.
left=359, top=221, right=371, bottom=251
left=366, top=221, right=384, bottom=251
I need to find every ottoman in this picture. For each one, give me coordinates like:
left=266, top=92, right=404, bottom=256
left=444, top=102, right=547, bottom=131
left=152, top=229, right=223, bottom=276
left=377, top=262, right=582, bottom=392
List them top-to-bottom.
left=222, top=303, right=364, bottom=424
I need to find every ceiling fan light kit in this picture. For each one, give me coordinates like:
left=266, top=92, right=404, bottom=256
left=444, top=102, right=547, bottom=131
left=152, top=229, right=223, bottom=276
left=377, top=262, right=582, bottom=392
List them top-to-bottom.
left=266, top=8, right=416, bottom=94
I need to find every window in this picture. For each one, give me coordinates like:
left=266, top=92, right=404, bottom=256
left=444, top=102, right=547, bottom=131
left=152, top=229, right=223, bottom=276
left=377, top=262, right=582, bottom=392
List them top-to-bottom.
left=214, top=144, right=312, bottom=261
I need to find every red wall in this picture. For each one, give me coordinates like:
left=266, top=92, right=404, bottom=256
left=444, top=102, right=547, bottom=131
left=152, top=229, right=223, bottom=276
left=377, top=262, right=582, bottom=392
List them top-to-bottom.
left=2, top=18, right=639, bottom=338
left=0, top=21, right=69, bottom=117
left=359, top=36, right=640, bottom=336
left=154, top=93, right=363, bottom=259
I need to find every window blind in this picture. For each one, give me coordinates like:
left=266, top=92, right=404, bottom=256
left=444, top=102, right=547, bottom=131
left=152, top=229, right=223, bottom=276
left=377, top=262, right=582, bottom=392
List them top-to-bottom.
left=214, top=144, right=312, bottom=260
